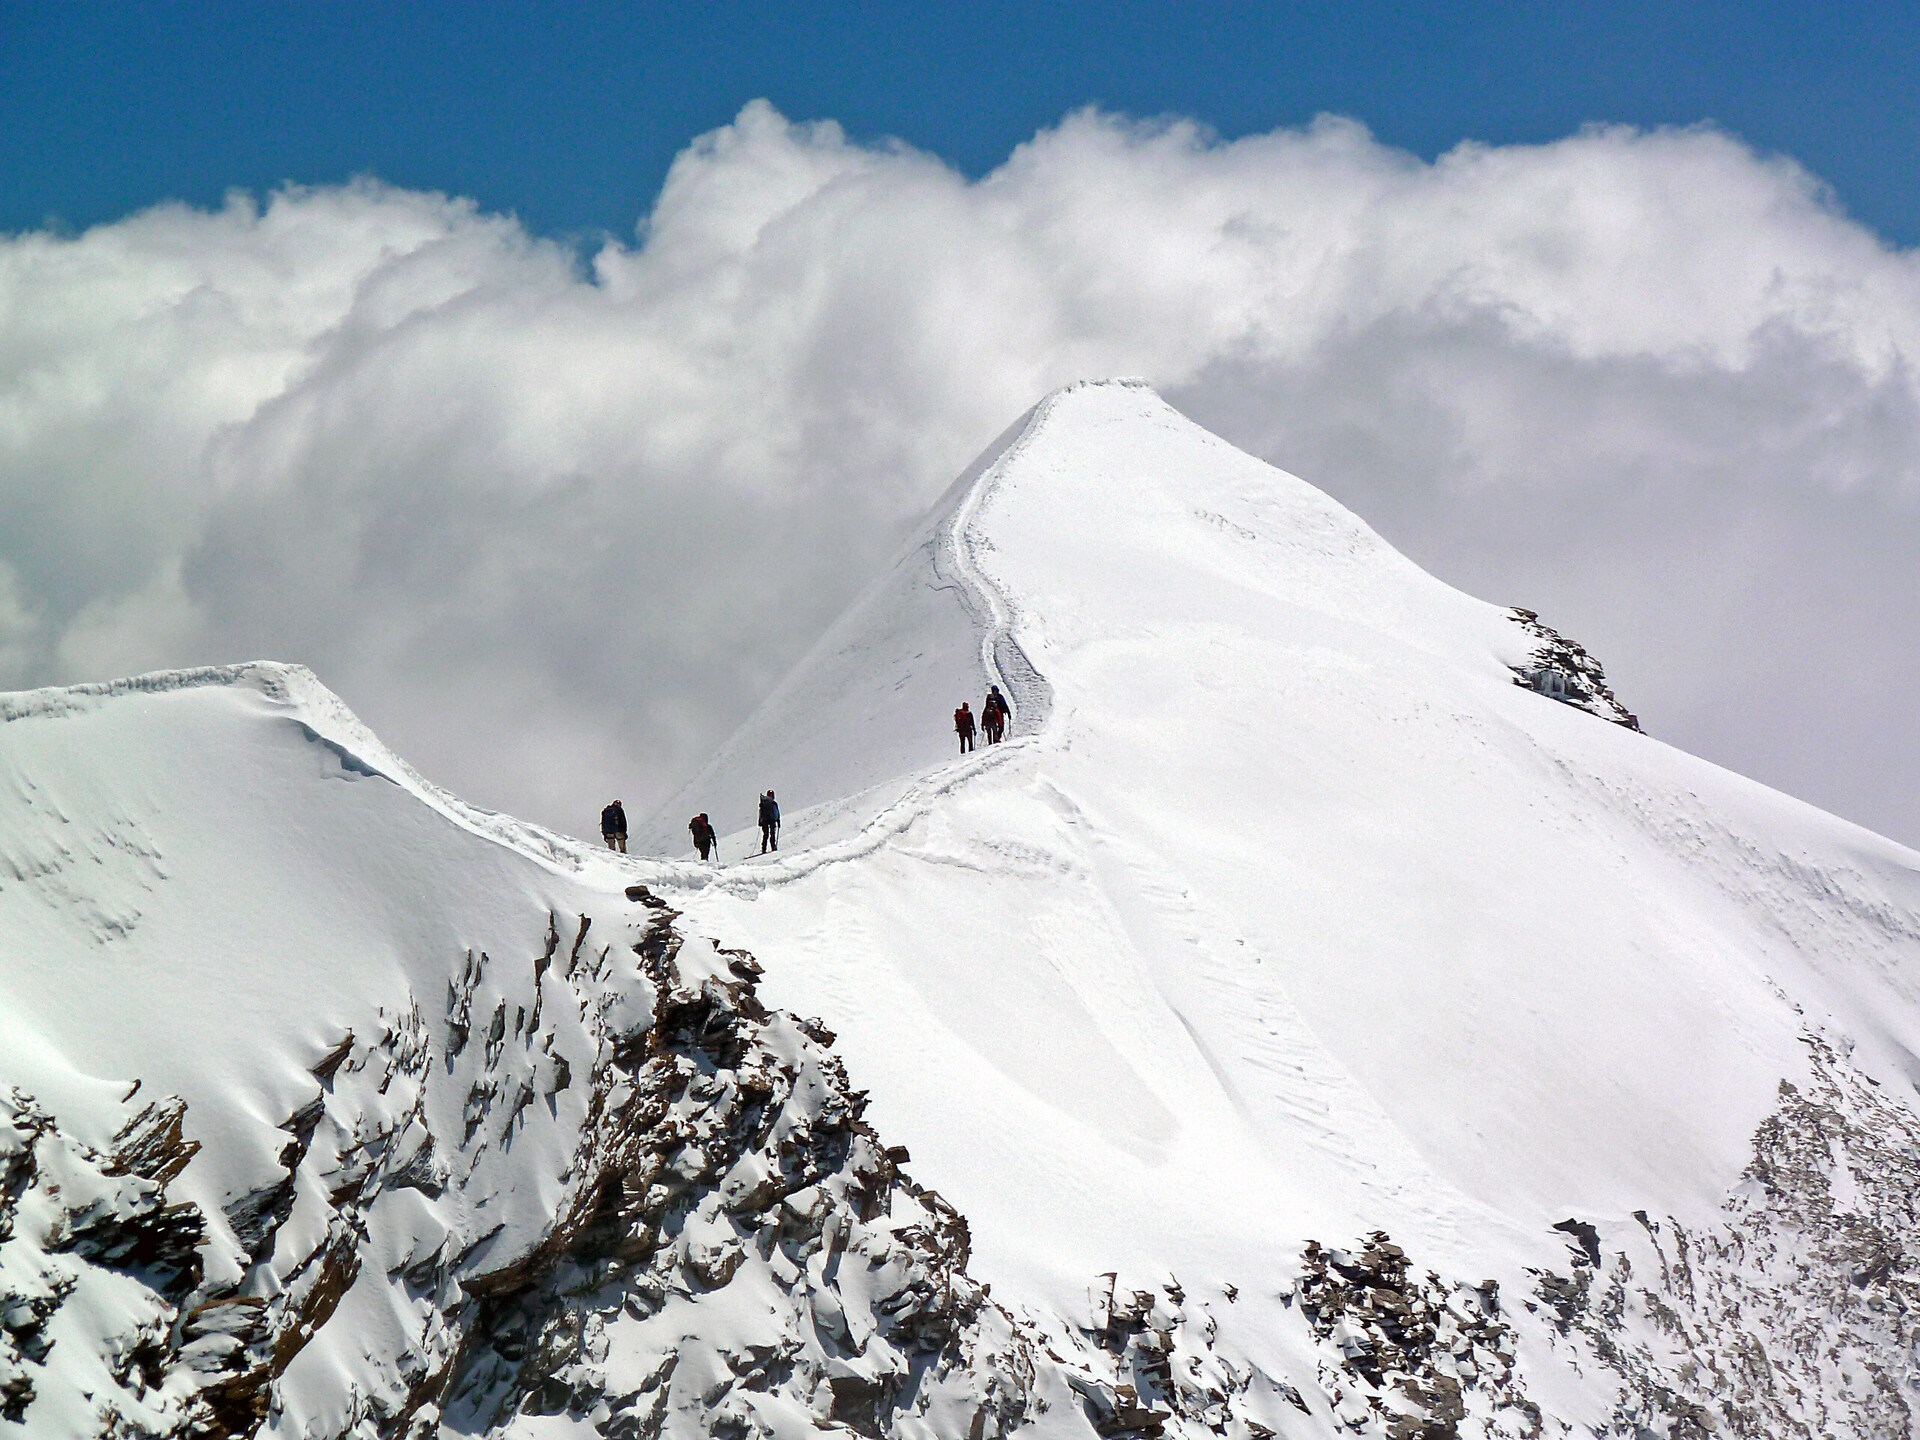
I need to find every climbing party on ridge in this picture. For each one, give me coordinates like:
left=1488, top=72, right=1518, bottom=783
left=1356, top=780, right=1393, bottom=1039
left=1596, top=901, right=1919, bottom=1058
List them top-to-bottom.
left=628, top=687, right=1013, bottom=865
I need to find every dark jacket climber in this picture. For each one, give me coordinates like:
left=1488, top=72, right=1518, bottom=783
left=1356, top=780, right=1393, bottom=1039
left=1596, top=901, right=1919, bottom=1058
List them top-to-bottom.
left=983, top=686, right=1009, bottom=742
left=955, top=702, right=976, bottom=754
left=758, top=790, right=781, bottom=854
left=601, top=800, right=628, bottom=854
left=690, top=813, right=717, bottom=861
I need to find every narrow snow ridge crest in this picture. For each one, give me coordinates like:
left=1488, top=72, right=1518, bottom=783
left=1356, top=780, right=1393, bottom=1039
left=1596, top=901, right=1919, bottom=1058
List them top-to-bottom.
left=0, top=661, right=315, bottom=724
left=2, top=661, right=620, bottom=878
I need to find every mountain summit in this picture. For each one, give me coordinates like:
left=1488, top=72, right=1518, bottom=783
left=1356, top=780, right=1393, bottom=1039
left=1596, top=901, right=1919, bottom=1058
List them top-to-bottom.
left=4, top=381, right=1919, bottom=1437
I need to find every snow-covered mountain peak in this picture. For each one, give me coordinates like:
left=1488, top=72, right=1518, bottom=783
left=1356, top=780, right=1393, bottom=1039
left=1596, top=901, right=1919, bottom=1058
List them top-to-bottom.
left=641, top=374, right=1536, bottom=851
left=646, top=380, right=1920, bottom=1433
left=6, top=384, right=1920, bottom=1438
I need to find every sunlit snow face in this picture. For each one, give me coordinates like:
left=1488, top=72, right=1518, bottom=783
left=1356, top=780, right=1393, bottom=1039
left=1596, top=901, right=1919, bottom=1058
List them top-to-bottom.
left=2, top=102, right=1917, bottom=842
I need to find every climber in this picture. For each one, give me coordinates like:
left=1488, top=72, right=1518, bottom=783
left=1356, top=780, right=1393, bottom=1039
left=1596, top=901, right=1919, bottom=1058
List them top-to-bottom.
left=983, top=685, right=1009, bottom=743
left=954, top=701, right=976, bottom=754
left=758, top=790, right=781, bottom=854
left=601, top=800, right=628, bottom=854
left=689, top=813, right=717, bottom=862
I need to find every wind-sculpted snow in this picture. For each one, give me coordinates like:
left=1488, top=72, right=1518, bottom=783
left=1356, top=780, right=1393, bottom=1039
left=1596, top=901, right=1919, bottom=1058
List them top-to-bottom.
left=6, top=382, right=1920, bottom=1437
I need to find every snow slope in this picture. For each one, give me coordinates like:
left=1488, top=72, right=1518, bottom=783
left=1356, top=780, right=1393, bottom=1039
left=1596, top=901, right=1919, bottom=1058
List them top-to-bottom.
left=5, top=379, right=1919, bottom=1438
left=646, top=379, right=1920, bottom=1425
left=635, top=398, right=1048, bottom=859
left=0, top=664, right=643, bottom=1434
left=4, top=664, right=1133, bottom=1439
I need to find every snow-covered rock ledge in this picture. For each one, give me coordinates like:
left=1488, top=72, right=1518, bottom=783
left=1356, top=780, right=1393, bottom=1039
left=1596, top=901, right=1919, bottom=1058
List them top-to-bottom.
left=0, top=890, right=1322, bottom=1439
left=10, top=894, right=1917, bottom=1438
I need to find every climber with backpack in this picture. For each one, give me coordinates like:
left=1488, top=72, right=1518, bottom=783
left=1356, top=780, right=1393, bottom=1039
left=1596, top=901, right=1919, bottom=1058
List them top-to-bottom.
left=983, top=685, right=1009, bottom=743
left=954, top=701, right=976, bottom=755
left=758, top=790, right=781, bottom=854
left=601, top=800, right=628, bottom=854
left=689, top=813, right=717, bottom=862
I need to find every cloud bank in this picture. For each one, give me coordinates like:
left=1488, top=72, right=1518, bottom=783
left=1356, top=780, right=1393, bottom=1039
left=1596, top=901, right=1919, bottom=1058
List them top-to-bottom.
left=4, top=102, right=1917, bottom=844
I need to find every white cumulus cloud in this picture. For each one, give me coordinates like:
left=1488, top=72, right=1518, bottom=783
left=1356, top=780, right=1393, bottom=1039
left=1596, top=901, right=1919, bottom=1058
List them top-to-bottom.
left=3, top=101, right=1916, bottom=844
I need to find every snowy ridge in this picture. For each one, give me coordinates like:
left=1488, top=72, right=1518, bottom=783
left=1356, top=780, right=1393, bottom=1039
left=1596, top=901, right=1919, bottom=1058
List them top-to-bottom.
left=658, top=379, right=1920, bottom=1436
left=933, top=379, right=1124, bottom=740
left=6, top=381, right=1920, bottom=1439
left=632, top=381, right=1094, bottom=883
left=632, top=387, right=1061, bottom=859
left=0, top=659, right=629, bottom=883
left=0, top=663, right=1407, bottom=1440
left=0, top=663, right=290, bottom=724
left=0, top=667, right=1183, bottom=1439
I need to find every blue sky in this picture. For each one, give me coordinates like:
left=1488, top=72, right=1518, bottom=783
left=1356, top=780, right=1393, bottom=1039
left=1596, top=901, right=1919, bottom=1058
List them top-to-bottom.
left=4, top=1, right=1916, bottom=244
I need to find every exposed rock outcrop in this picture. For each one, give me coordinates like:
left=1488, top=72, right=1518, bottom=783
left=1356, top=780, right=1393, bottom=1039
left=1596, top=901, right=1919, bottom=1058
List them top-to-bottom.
left=1508, top=609, right=1640, bottom=730
left=0, top=894, right=1292, bottom=1439
left=7, top=894, right=1918, bottom=1439
left=1521, top=1032, right=1920, bottom=1439
left=1294, top=1236, right=1537, bottom=1439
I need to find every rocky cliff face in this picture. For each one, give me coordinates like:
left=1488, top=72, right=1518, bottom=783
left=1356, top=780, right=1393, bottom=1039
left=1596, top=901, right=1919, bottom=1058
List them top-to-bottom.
left=10, top=883, right=1916, bottom=1438
left=0, top=889, right=1301, bottom=1439
left=2, top=890, right=1000, bottom=1438
left=1522, top=1033, right=1920, bottom=1439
